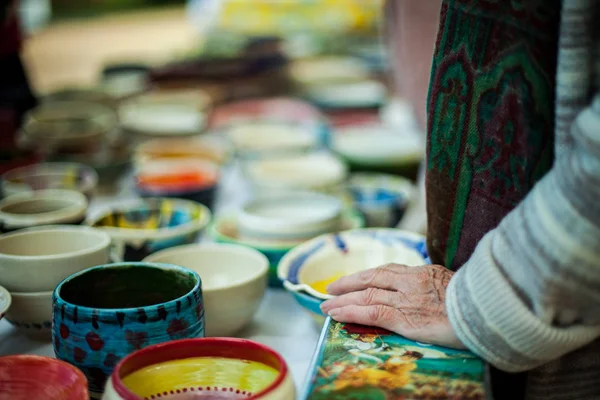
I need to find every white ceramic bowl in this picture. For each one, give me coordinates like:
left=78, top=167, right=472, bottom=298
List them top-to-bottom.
left=290, top=56, right=370, bottom=86
left=305, top=79, right=387, bottom=109
left=133, top=134, right=233, bottom=166
left=0, top=189, right=88, bottom=232
left=238, top=192, right=343, bottom=241
left=0, top=226, right=112, bottom=292
left=144, top=243, right=268, bottom=337
left=0, top=284, right=11, bottom=322
left=4, top=290, right=53, bottom=339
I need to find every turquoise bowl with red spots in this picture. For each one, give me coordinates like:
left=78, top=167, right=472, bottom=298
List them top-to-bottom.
left=52, top=262, right=204, bottom=399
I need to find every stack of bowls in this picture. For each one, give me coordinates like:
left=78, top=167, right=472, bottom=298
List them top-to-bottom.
left=0, top=226, right=111, bottom=337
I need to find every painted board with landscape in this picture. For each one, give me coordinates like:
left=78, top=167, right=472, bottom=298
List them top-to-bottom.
left=303, top=318, right=485, bottom=400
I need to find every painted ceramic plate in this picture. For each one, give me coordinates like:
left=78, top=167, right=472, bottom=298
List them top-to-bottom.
left=278, top=228, right=430, bottom=300
left=0, top=284, right=11, bottom=321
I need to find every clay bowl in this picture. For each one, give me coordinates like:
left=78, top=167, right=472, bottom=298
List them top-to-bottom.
left=305, top=79, right=387, bottom=110
left=44, top=87, right=117, bottom=109
left=133, top=134, right=233, bottom=167
left=134, top=159, right=220, bottom=210
left=1, top=162, right=98, bottom=201
left=0, top=189, right=88, bottom=233
left=238, top=192, right=343, bottom=241
left=87, top=198, right=211, bottom=262
left=0, top=226, right=111, bottom=292
left=144, top=243, right=268, bottom=337
left=53, top=262, right=205, bottom=399
left=0, top=284, right=11, bottom=322
left=4, top=290, right=53, bottom=339
left=103, top=338, right=295, bottom=400
left=0, top=355, right=89, bottom=400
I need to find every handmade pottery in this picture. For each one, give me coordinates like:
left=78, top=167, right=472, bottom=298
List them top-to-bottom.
left=289, top=57, right=371, bottom=87
left=100, top=64, right=150, bottom=101
left=305, top=79, right=387, bottom=110
left=44, top=87, right=117, bottom=109
left=133, top=134, right=233, bottom=167
left=243, top=152, right=348, bottom=196
left=134, top=159, right=220, bottom=210
left=1, top=162, right=98, bottom=200
left=344, top=173, right=416, bottom=227
left=0, top=189, right=88, bottom=233
left=238, top=192, right=343, bottom=241
left=87, top=198, right=211, bottom=262
left=208, top=210, right=365, bottom=287
left=0, top=226, right=111, bottom=292
left=278, top=228, right=429, bottom=300
left=144, top=243, right=268, bottom=337
left=53, top=262, right=205, bottom=399
left=0, top=284, right=11, bottom=322
left=4, top=290, right=53, bottom=339
left=291, top=290, right=326, bottom=327
left=103, top=338, right=295, bottom=400
left=0, top=355, right=89, bottom=400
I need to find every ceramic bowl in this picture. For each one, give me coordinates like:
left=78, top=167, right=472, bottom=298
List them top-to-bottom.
left=289, top=57, right=370, bottom=87
left=100, top=64, right=150, bottom=101
left=305, top=80, right=387, bottom=110
left=44, top=87, right=117, bottom=109
left=133, top=134, right=233, bottom=167
left=243, top=152, right=348, bottom=196
left=134, top=159, right=220, bottom=210
left=2, top=162, right=99, bottom=201
left=344, top=173, right=416, bottom=227
left=0, top=189, right=88, bottom=233
left=238, top=192, right=343, bottom=241
left=88, top=198, right=211, bottom=262
left=208, top=210, right=365, bottom=287
left=0, top=226, right=111, bottom=292
left=278, top=228, right=430, bottom=300
left=144, top=243, right=268, bottom=337
left=53, top=262, right=205, bottom=399
left=0, top=284, right=11, bottom=322
left=4, top=290, right=53, bottom=339
left=103, top=338, right=295, bottom=400
left=0, top=355, right=89, bottom=400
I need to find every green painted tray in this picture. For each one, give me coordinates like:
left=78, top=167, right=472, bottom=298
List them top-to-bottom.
left=302, top=317, right=487, bottom=399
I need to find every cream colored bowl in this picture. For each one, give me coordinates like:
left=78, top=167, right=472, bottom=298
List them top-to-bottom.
left=144, top=243, right=268, bottom=337
left=4, top=290, right=52, bottom=339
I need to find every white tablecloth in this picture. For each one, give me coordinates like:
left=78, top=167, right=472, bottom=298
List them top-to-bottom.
left=0, top=162, right=322, bottom=391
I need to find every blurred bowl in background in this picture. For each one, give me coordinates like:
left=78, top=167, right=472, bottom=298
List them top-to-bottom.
left=100, top=63, right=151, bottom=102
left=304, top=79, right=387, bottom=110
left=43, top=87, right=117, bottom=110
left=133, top=134, right=233, bottom=167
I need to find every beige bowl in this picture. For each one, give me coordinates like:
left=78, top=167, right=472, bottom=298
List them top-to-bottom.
left=0, top=189, right=88, bottom=233
left=0, top=226, right=111, bottom=292
left=144, top=243, right=268, bottom=337
left=0, top=284, right=11, bottom=322
left=4, top=290, right=52, bottom=339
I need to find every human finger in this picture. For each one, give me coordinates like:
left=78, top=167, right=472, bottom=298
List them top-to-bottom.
left=326, top=264, right=408, bottom=295
left=320, top=288, right=400, bottom=313
left=326, top=304, right=410, bottom=334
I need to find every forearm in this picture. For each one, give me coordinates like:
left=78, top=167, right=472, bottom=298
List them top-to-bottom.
left=447, top=95, right=600, bottom=372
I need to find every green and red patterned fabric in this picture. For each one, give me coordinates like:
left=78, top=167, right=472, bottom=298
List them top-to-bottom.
left=426, top=0, right=561, bottom=270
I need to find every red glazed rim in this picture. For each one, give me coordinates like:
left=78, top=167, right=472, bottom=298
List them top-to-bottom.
left=111, top=338, right=289, bottom=400
left=0, top=355, right=89, bottom=400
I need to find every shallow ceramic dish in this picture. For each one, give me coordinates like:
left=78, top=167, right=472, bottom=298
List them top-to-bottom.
left=289, top=57, right=370, bottom=86
left=305, top=80, right=387, bottom=110
left=44, top=87, right=117, bottom=109
left=133, top=134, right=233, bottom=167
left=243, top=152, right=348, bottom=196
left=135, top=159, right=220, bottom=210
left=2, top=162, right=98, bottom=200
left=344, top=173, right=416, bottom=227
left=0, top=189, right=88, bottom=233
left=238, top=192, right=343, bottom=241
left=88, top=198, right=211, bottom=262
left=209, top=210, right=365, bottom=288
left=0, top=225, right=111, bottom=292
left=278, top=228, right=430, bottom=300
left=144, top=243, right=268, bottom=337
left=53, top=262, right=205, bottom=398
left=0, top=284, right=11, bottom=322
left=4, top=290, right=53, bottom=339
left=103, top=338, right=295, bottom=400
left=0, top=355, right=89, bottom=400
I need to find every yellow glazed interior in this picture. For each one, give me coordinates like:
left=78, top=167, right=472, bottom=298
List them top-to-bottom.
left=309, top=274, right=344, bottom=295
left=122, top=356, right=279, bottom=398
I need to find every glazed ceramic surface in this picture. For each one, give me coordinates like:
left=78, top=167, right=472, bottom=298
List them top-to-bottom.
left=290, top=57, right=370, bottom=86
left=305, top=80, right=386, bottom=110
left=133, top=135, right=233, bottom=167
left=1, top=162, right=98, bottom=200
left=0, top=189, right=88, bottom=233
left=238, top=193, right=343, bottom=241
left=88, top=198, right=211, bottom=262
left=209, top=210, right=365, bottom=288
left=0, top=226, right=111, bottom=292
left=278, top=229, right=429, bottom=300
left=144, top=243, right=268, bottom=337
left=53, top=262, right=205, bottom=398
left=0, top=284, right=11, bottom=322
left=4, top=290, right=53, bottom=339
left=302, top=319, right=485, bottom=400
left=103, top=338, right=295, bottom=400
left=0, top=355, right=89, bottom=400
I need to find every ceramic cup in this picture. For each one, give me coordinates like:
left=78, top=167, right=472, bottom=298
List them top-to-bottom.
left=0, top=189, right=88, bottom=233
left=0, top=226, right=111, bottom=292
left=144, top=243, right=268, bottom=337
left=53, top=262, right=205, bottom=399
left=4, top=290, right=53, bottom=339
left=103, top=338, right=295, bottom=400
left=0, top=355, right=89, bottom=400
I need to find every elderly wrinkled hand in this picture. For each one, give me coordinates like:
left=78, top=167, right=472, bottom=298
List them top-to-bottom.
left=320, top=263, right=465, bottom=349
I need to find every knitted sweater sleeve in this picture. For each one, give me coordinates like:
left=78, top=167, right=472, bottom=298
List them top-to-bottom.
left=445, top=0, right=600, bottom=372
